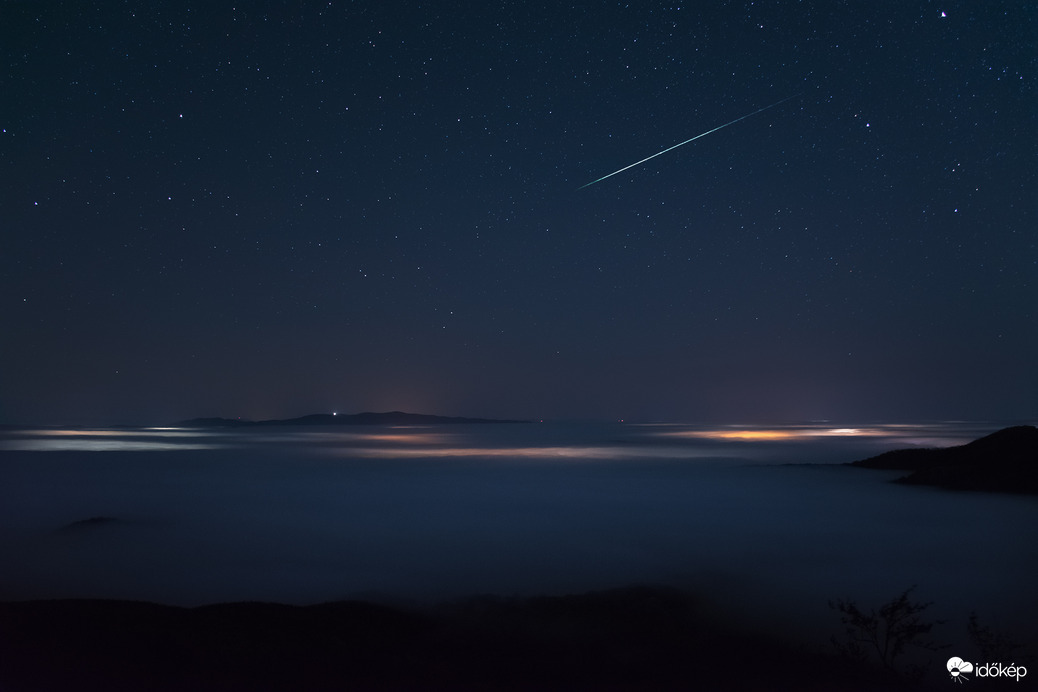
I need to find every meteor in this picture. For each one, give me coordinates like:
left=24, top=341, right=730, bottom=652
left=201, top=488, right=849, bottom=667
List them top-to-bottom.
left=578, top=94, right=801, bottom=190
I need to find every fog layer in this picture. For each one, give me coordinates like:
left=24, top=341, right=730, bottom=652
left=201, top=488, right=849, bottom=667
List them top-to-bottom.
left=1, top=423, right=1034, bottom=645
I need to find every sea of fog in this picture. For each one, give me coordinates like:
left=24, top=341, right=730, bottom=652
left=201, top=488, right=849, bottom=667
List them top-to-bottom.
left=1, top=421, right=1035, bottom=647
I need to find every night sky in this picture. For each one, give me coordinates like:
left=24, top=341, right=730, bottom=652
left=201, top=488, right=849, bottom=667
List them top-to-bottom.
left=2, top=2, right=1035, bottom=426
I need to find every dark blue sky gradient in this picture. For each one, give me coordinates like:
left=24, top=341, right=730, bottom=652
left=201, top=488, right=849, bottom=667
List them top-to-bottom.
left=2, top=2, right=1035, bottom=424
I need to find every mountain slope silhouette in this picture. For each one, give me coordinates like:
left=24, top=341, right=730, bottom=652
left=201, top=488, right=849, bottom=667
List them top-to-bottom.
left=851, top=425, right=1038, bottom=493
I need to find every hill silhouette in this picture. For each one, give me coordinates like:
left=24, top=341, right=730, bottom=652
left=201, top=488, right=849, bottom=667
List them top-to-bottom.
left=178, top=411, right=530, bottom=427
left=850, top=425, right=1038, bottom=493
left=0, top=587, right=909, bottom=691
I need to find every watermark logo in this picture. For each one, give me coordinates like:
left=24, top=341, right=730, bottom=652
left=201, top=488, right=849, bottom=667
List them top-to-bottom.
left=947, top=656, right=1028, bottom=683
left=947, top=657, right=973, bottom=683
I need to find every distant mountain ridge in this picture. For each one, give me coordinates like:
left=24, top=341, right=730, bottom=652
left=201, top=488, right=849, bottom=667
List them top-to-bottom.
left=178, top=411, right=531, bottom=427
left=850, top=425, right=1038, bottom=494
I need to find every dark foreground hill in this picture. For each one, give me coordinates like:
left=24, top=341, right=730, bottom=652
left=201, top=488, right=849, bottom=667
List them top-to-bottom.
left=179, top=410, right=531, bottom=427
left=850, top=425, right=1038, bottom=494
left=0, top=587, right=928, bottom=691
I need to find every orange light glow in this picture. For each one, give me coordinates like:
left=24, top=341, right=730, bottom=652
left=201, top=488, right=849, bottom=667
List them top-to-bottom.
left=658, top=426, right=892, bottom=441
left=704, top=430, right=800, bottom=440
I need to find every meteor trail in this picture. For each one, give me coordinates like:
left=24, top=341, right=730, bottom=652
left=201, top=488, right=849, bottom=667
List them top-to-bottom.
left=578, top=94, right=801, bottom=190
